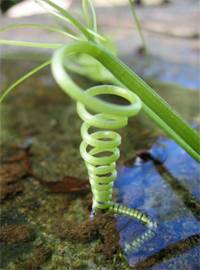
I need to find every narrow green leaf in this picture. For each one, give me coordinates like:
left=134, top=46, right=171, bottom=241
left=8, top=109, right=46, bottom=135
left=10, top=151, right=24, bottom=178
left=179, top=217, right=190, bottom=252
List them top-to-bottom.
left=36, top=0, right=94, bottom=41
left=82, top=0, right=97, bottom=32
left=128, top=0, right=148, bottom=55
left=0, top=24, right=80, bottom=41
left=86, top=28, right=106, bottom=41
left=0, top=39, right=63, bottom=48
left=0, top=60, right=51, bottom=103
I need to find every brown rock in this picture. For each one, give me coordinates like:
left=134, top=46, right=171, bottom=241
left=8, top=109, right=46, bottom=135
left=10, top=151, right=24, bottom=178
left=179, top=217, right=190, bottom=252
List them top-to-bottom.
left=0, top=158, right=28, bottom=201
left=0, top=163, right=27, bottom=185
left=0, top=182, right=23, bottom=201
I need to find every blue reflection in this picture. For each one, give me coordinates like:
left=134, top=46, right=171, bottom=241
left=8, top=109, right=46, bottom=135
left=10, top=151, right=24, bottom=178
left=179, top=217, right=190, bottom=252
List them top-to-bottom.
left=134, top=56, right=199, bottom=90
left=115, top=137, right=200, bottom=268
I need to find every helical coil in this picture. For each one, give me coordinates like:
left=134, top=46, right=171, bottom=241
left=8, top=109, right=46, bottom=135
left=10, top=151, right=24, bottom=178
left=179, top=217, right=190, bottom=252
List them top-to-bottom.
left=51, top=45, right=157, bottom=253
left=77, top=85, right=142, bottom=210
left=109, top=203, right=158, bottom=252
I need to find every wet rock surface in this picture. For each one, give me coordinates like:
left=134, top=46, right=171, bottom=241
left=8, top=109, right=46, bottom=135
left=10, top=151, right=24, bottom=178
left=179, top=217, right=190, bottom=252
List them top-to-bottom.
left=0, top=1, right=199, bottom=268
left=0, top=55, right=199, bottom=269
left=0, top=60, right=133, bottom=269
left=115, top=137, right=200, bottom=269
left=0, top=148, right=29, bottom=200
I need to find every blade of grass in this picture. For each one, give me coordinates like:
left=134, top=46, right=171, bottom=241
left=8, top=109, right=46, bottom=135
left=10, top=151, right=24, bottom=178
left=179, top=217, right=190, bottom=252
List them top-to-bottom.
left=35, top=0, right=80, bottom=34
left=36, top=0, right=94, bottom=41
left=36, top=0, right=105, bottom=42
left=82, top=0, right=97, bottom=32
left=128, top=0, right=148, bottom=55
left=33, top=1, right=78, bottom=36
left=0, top=24, right=80, bottom=41
left=86, top=28, right=106, bottom=41
left=0, top=39, right=63, bottom=48
left=0, top=60, right=51, bottom=102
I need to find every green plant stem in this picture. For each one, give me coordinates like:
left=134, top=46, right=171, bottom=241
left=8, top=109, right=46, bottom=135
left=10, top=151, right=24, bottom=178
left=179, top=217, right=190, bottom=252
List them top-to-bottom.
left=36, top=0, right=94, bottom=41
left=82, top=0, right=97, bottom=32
left=128, top=0, right=148, bottom=55
left=0, top=24, right=80, bottom=40
left=0, top=40, right=63, bottom=48
left=0, top=60, right=51, bottom=102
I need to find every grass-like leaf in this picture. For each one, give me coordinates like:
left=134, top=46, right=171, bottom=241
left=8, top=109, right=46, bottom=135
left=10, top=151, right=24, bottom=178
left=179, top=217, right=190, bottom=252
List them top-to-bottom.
left=36, top=0, right=94, bottom=41
left=82, top=0, right=97, bottom=32
left=128, top=0, right=148, bottom=55
left=0, top=24, right=80, bottom=41
left=86, top=28, right=106, bottom=41
left=0, top=39, right=63, bottom=48
left=0, top=60, right=51, bottom=103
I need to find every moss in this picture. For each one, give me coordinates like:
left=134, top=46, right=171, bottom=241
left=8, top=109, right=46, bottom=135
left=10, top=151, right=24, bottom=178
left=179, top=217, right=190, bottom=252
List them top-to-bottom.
left=1, top=58, right=199, bottom=269
left=54, top=212, right=120, bottom=260
left=0, top=224, right=34, bottom=244
left=14, top=244, right=52, bottom=270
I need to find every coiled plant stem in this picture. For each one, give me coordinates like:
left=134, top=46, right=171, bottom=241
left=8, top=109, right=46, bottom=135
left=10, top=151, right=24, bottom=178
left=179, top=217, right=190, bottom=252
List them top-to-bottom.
left=1, top=0, right=199, bottom=255
left=128, top=0, right=148, bottom=56
left=50, top=39, right=200, bottom=251
left=51, top=41, right=159, bottom=252
left=51, top=41, right=200, bottom=162
left=77, top=85, right=141, bottom=210
left=109, top=203, right=158, bottom=252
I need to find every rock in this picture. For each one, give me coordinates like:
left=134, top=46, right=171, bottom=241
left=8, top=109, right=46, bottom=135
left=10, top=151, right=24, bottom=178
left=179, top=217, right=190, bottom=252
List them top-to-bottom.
left=0, top=163, right=27, bottom=201
left=0, top=163, right=27, bottom=185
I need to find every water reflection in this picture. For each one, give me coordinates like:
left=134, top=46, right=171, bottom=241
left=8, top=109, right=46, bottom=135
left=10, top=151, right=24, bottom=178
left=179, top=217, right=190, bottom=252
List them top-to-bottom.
left=132, top=55, right=199, bottom=90
left=115, top=137, right=200, bottom=269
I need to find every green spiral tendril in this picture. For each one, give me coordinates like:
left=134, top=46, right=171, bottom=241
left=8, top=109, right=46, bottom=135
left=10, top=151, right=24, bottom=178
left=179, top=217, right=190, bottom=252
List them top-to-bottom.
left=1, top=0, right=199, bottom=256
left=51, top=42, right=158, bottom=253
left=51, top=42, right=200, bottom=162
left=109, top=203, right=157, bottom=253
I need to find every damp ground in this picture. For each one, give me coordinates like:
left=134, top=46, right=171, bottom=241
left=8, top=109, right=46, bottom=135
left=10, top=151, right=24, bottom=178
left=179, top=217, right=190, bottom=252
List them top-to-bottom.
left=0, top=55, right=199, bottom=270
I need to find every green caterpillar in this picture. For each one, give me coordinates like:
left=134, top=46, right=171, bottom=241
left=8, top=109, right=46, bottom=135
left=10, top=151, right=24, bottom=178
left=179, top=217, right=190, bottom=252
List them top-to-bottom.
left=51, top=45, right=157, bottom=252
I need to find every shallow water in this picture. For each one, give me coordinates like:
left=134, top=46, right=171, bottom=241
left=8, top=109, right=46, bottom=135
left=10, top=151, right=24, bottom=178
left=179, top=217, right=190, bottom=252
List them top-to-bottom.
left=127, top=54, right=200, bottom=90
left=0, top=58, right=199, bottom=270
left=115, top=137, right=200, bottom=269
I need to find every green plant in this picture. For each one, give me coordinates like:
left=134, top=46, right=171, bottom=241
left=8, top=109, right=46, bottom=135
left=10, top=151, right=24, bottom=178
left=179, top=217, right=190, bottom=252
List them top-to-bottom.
left=0, top=0, right=199, bottom=253
left=128, top=0, right=148, bottom=55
